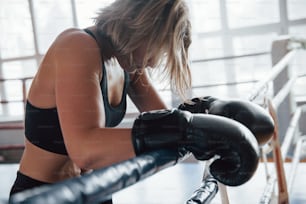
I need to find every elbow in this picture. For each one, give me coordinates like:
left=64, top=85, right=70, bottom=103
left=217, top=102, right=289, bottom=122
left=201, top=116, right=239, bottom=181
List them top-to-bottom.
left=64, top=130, right=102, bottom=170
left=68, top=148, right=96, bottom=170
left=70, top=155, right=90, bottom=170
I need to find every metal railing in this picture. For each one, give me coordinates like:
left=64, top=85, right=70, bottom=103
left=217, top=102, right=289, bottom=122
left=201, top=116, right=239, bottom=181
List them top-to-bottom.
left=187, top=36, right=306, bottom=204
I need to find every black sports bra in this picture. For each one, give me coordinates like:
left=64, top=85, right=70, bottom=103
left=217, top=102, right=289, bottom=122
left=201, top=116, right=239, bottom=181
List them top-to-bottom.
left=24, top=29, right=129, bottom=155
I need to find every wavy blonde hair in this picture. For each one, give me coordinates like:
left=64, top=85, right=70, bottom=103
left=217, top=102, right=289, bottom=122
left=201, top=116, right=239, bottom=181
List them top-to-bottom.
left=95, top=0, right=192, bottom=98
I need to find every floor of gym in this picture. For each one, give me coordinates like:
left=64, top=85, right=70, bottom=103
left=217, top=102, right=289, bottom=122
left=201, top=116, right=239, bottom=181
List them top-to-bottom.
left=1, top=161, right=305, bottom=204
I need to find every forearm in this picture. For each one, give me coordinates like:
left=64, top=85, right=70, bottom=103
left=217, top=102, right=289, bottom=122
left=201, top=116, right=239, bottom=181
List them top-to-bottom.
left=127, top=72, right=167, bottom=112
left=128, top=86, right=167, bottom=112
left=66, top=128, right=135, bottom=170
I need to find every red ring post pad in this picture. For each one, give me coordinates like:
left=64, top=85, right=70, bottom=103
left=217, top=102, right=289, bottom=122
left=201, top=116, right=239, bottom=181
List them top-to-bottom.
left=10, top=149, right=190, bottom=204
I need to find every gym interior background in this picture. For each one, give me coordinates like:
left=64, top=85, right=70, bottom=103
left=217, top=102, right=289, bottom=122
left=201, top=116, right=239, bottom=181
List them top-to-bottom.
left=1, top=0, right=306, bottom=203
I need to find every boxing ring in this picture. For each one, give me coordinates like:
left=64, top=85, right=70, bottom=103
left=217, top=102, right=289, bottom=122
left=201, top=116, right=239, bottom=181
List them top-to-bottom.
left=6, top=36, right=306, bottom=204
left=187, top=36, right=306, bottom=204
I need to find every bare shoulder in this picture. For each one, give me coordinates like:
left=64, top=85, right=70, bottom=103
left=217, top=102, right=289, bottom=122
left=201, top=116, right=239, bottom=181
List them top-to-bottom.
left=49, top=28, right=102, bottom=76
left=54, top=28, right=98, bottom=49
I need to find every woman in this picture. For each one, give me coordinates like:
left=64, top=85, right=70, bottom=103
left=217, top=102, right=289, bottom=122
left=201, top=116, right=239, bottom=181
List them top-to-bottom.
left=9, top=0, right=192, bottom=202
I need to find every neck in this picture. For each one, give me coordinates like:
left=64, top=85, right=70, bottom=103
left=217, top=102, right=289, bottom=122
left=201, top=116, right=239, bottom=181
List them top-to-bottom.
left=88, top=26, right=117, bottom=61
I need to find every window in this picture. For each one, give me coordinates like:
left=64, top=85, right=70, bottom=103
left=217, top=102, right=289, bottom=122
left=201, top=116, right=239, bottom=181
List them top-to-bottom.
left=0, top=0, right=35, bottom=58
left=1, top=0, right=306, bottom=120
left=33, top=0, right=75, bottom=54
left=75, top=0, right=114, bottom=28
left=188, top=0, right=221, bottom=33
left=226, top=0, right=280, bottom=28
left=287, top=0, right=306, bottom=20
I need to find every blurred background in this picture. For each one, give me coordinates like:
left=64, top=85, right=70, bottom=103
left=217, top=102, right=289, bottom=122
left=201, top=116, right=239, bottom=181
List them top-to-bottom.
left=1, top=0, right=306, bottom=119
left=1, top=1, right=306, bottom=203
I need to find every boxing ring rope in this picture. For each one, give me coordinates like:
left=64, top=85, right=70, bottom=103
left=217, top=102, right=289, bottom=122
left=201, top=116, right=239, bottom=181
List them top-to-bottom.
left=187, top=36, right=306, bottom=204
left=248, top=50, right=297, bottom=103
left=10, top=150, right=191, bottom=204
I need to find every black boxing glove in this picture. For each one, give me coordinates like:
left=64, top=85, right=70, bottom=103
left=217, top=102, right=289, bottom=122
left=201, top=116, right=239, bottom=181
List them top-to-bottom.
left=178, top=96, right=274, bottom=145
left=132, top=109, right=259, bottom=186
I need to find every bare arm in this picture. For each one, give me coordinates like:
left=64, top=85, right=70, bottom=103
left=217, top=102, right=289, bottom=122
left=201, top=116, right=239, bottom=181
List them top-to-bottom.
left=54, top=30, right=135, bottom=170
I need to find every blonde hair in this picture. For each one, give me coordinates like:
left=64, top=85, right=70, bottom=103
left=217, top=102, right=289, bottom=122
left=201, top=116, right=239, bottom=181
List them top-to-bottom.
left=95, top=0, right=192, bottom=98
